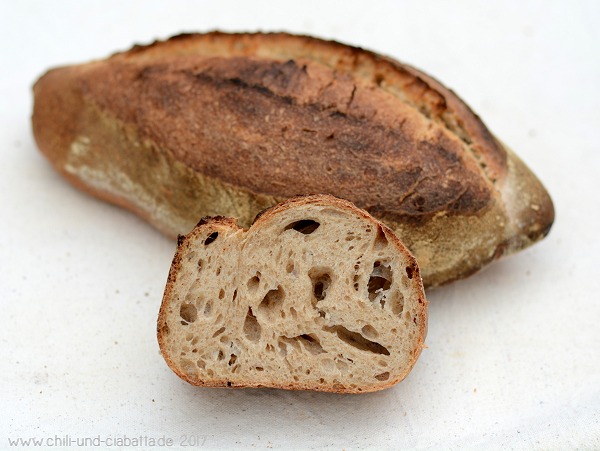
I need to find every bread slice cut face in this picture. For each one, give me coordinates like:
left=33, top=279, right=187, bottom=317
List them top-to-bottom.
left=157, top=195, right=427, bottom=393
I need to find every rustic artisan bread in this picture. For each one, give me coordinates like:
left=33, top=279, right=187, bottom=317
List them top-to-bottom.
left=32, top=32, right=554, bottom=287
left=157, top=194, right=427, bottom=393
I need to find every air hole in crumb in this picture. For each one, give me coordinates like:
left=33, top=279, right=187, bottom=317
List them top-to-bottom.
left=284, top=219, right=320, bottom=234
left=373, top=225, right=388, bottom=249
left=204, top=232, right=218, bottom=245
left=197, top=259, right=204, bottom=270
left=286, top=260, right=295, bottom=273
left=368, top=261, right=393, bottom=307
left=406, top=265, right=414, bottom=279
left=216, top=267, right=221, bottom=276
left=309, top=269, right=332, bottom=303
left=247, top=273, right=261, bottom=291
left=353, top=274, right=360, bottom=291
left=314, top=281, right=326, bottom=300
left=258, top=286, right=285, bottom=315
left=218, top=289, right=225, bottom=300
left=232, top=290, right=237, bottom=302
left=391, top=292, right=405, bottom=316
left=203, top=301, right=212, bottom=316
left=179, top=303, right=197, bottom=324
left=290, top=307, right=298, bottom=320
left=243, top=308, right=261, bottom=342
left=326, top=325, right=390, bottom=355
left=361, top=325, right=379, bottom=339
left=212, top=327, right=226, bottom=338
left=297, top=334, right=326, bottom=355
left=279, top=336, right=301, bottom=352
left=278, top=340, right=287, bottom=356
left=217, top=350, right=224, bottom=361
left=181, top=359, right=195, bottom=375
left=255, top=367, right=264, bottom=371
left=375, top=372, right=390, bottom=381
left=319, top=378, right=325, bottom=383
left=226, top=381, right=232, bottom=387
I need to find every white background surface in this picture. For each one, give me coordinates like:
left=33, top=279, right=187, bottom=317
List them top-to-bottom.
left=2, top=1, right=599, bottom=449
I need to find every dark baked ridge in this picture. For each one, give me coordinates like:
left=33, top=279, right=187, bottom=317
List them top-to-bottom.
left=32, top=32, right=554, bottom=287
left=91, top=33, right=498, bottom=222
left=157, top=194, right=427, bottom=393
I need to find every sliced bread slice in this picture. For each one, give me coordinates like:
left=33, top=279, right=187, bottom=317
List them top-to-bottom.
left=157, top=194, right=427, bottom=393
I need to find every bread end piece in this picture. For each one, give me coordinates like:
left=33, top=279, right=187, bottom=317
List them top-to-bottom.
left=157, top=194, right=427, bottom=393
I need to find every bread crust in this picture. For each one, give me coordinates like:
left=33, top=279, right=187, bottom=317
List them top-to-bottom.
left=32, top=32, right=554, bottom=287
left=157, top=194, right=427, bottom=393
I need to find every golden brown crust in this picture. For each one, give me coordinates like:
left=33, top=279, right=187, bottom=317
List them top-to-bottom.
left=32, top=32, right=554, bottom=287
left=114, top=32, right=504, bottom=184
left=85, top=36, right=494, bottom=223
left=157, top=194, right=427, bottom=393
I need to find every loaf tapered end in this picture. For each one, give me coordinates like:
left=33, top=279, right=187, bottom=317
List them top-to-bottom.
left=499, top=147, right=555, bottom=258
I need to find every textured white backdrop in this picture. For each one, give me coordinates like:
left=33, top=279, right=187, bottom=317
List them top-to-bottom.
left=1, top=1, right=599, bottom=449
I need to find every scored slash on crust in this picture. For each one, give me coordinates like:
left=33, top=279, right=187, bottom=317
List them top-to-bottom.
left=32, top=32, right=554, bottom=289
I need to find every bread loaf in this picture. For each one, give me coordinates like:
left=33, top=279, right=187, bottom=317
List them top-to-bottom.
left=32, top=32, right=554, bottom=287
left=157, top=194, right=427, bottom=393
